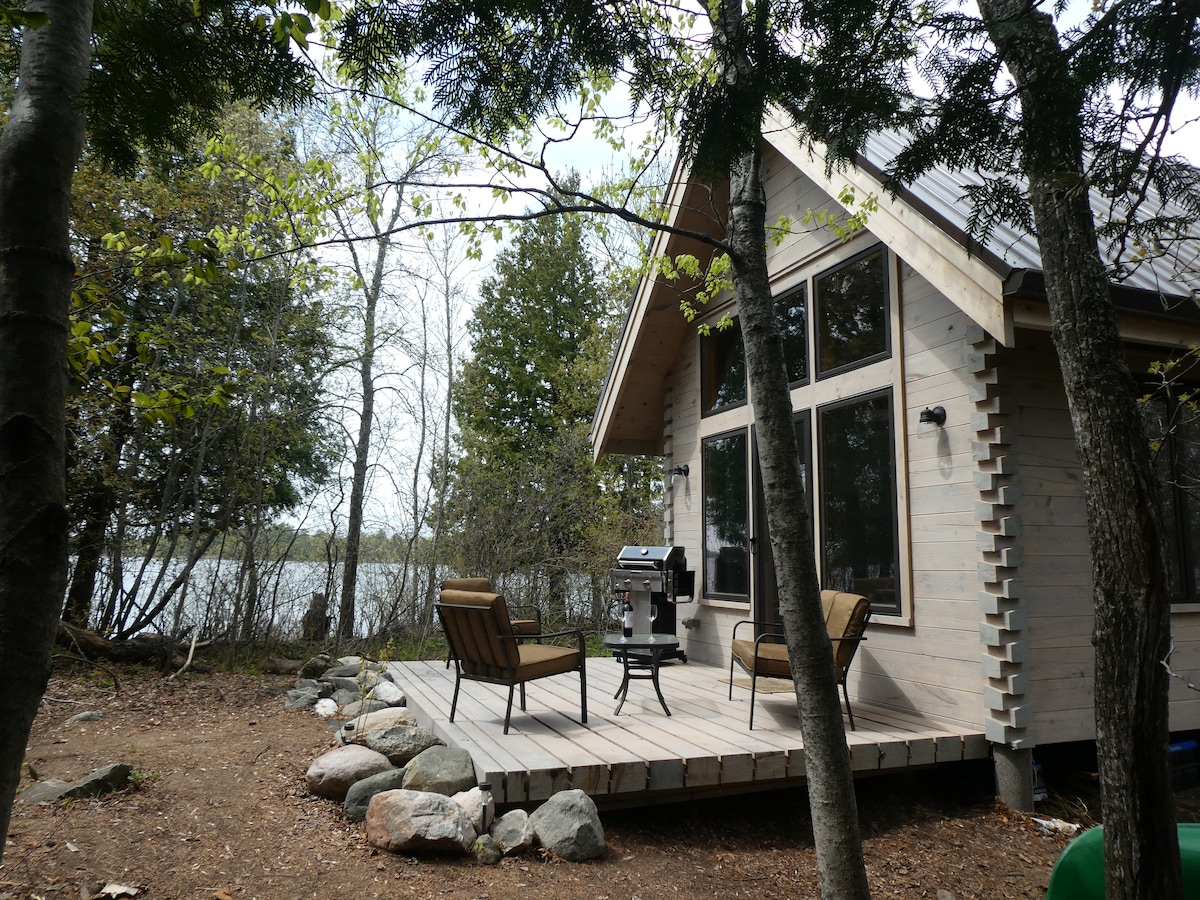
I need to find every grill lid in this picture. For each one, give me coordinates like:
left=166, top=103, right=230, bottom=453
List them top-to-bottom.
left=615, top=545, right=685, bottom=571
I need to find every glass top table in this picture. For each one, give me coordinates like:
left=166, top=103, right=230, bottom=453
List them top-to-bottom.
left=601, top=633, right=681, bottom=716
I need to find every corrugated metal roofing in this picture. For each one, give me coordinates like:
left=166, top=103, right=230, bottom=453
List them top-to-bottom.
left=859, top=130, right=1200, bottom=303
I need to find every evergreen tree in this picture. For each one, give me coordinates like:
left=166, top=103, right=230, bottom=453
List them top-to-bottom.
left=450, top=198, right=659, bottom=623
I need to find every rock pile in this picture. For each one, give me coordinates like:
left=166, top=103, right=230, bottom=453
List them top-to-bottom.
left=294, top=655, right=607, bottom=863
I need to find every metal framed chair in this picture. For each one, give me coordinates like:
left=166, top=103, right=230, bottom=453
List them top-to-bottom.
left=441, top=578, right=541, bottom=668
left=436, top=588, right=587, bottom=734
left=728, top=589, right=871, bottom=730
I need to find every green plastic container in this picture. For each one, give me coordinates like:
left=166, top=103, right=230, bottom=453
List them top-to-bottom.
left=1046, top=823, right=1200, bottom=899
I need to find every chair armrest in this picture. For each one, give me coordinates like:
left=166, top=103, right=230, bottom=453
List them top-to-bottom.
left=508, top=604, right=542, bottom=627
left=731, top=619, right=785, bottom=641
left=523, top=628, right=587, bottom=656
left=829, top=635, right=867, bottom=644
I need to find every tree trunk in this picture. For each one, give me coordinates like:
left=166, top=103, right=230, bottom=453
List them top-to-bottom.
left=0, top=0, right=95, bottom=862
left=976, top=2, right=1181, bottom=896
left=727, top=144, right=873, bottom=900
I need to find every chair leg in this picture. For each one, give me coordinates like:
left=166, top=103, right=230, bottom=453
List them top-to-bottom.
left=728, top=654, right=736, bottom=700
left=579, top=664, right=588, bottom=724
left=748, top=668, right=758, bottom=730
left=449, top=674, right=461, bottom=723
left=842, top=680, right=856, bottom=731
left=519, top=682, right=527, bottom=711
left=504, top=684, right=516, bottom=734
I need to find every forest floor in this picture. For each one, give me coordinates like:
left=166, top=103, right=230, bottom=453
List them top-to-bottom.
left=5, top=666, right=1199, bottom=900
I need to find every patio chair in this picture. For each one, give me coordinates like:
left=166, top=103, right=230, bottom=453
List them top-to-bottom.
left=442, top=578, right=541, bottom=668
left=436, top=588, right=587, bottom=734
left=728, top=589, right=871, bottom=730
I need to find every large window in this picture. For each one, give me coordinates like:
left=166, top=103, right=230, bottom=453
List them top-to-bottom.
left=815, top=248, right=889, bottom=377
left=777, top=284, right=809, bottom=385
left=701, top=320, right=747, bottom=413
left=818, top=391, right=901, bottom=614
left=703, top=430, right=750, bottom=598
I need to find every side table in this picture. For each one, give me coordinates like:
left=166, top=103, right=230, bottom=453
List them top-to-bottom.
left=602, top=633, right=680, bottom=716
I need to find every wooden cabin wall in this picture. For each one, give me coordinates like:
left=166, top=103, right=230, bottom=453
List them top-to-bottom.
left=662, top=145, right=989, bottom=729
left=1009, top=329, right=1200, bottom=743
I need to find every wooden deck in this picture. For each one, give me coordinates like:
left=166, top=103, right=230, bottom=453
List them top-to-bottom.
left=386, top=655, right=989, bottom=808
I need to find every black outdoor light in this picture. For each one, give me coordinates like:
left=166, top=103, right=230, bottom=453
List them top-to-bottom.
left=919, top=406, right=947, bottom=426
left=671, top=464, right=689, bottom=479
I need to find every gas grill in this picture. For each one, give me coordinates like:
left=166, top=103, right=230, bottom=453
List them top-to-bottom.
left=610, top=545, right=694, bottom=661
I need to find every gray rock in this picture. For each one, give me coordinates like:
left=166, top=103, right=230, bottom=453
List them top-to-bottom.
left=299, top=655, right=332, bottom=679
left=325, top=664, right=362, bottom=678
left=327, top=675, right=362, bottom=693
left=295, top=678, right=333, bottom=698
left=368, top=680, right=405, bottom=706
left=331, top=688, right=360, bottom=707
left=284, top=689, right=319, bottom=709
left=340, top=698, right=390, bottom=719
left=341, top=708, right=417, bottom=744
left=65, top=710, right=104, bottom=724
left=364, top=725, right=443, bottom=766
left=305, top=744, right=393, bottom=801
left=402, top=747, right=477, bottom=797
left=19, top=763, right=133, bottom=804
left=343, top=768, right=408, bottom=823
left=452, top=786, right=494, bottom=835
left=365, top=789, right=476, bottom=854
left=530, top=789, right=606, bottom=861
left=490, top=809, right=536, bottom=855
left=472, top=834, right=503, bottom=865
left=936, top=892, right=957, bottom=900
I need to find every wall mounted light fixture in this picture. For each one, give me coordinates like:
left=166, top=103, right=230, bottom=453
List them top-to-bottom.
left=919, top=406, right=947, bottom=426
left=671, top=464, right=689, bottom=479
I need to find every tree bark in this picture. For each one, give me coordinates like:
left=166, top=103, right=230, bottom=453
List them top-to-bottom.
left=0, top=0, right=95, bottom=862
left=976, top=2, right=1181, bottom=897
left=727, top=145, right=873, bottom=900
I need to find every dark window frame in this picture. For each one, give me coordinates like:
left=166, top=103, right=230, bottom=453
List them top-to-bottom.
left=814, top=245, right=891, bottom=380
left=700, top=319, right=748, bottom=416
left=816, top=388, right=902, bottom=616
left=701, top=427, right=751, bottom=601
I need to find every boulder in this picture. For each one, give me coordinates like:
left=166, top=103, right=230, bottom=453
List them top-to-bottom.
left=299, top=654, right=332, bottom=679
left=325, top=664, right=363, bottom=678
left=327, top=676, right=362, bottom=695
left=295, top=678, right=333, bottom=698
left=368, top=680, right=405, bottom=706
left=331, top=688, right=360, bottom=707
left=284, top=689, right=319, bottom=709
left=339, top=698, right=390, bottom=719
left=339, top=707, right=417, bottom=744
left=65, top=710, right=103, bottom=725
left=364, top=726, right=443, bottom=766
left=305, top=744, right=393, bottom=801
left=401, top=747, right=477, bottom=797
left=18, top=763, right=133, bottom=804
left=343, top=768, right=408, bottom=823
left=451, top=786, right=494, bottom=835
left=365, top=789, right=477, bottom=854
left=529, top=790, right=606, bottom=861
left=490, top=809, right=536, bottom=855
left=472, top=834, right=503, bottom=865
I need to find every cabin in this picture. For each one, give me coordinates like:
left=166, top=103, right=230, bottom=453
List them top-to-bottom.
left=590, top=111, right=1200, bottom=803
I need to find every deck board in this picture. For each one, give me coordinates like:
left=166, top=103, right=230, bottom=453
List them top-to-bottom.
left=386, top=655, right=988, bottom=807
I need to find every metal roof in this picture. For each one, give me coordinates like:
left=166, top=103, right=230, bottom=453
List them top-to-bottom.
left=859, top=130, right=1200, bottom=304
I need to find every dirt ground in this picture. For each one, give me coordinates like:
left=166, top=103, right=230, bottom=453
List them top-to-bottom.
left=3, top=667, right=1194, bottom=900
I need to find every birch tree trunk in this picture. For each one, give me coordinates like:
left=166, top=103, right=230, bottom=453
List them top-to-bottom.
left=0, top=0, right=95, bottom=861
left=975, top=2, right=1181, bottom=896
left=726, top=145, right=872, bottom=900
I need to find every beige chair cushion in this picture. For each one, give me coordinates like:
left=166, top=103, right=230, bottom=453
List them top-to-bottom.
left=442, top=577, right=492, bottom=593
left=821, top=590, right=871, bottom=674
left=731, top=637, right=790, bottom=678
left=515, top=643, right=582, bottom=680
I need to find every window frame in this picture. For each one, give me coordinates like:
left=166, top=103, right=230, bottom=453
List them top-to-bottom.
left=814, top=245, right=891, bottom=381
left=816, top=388, right=903, bottom=616
left=701, top=426, right=752, bottom=601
